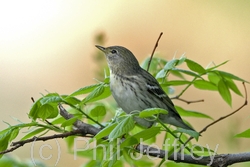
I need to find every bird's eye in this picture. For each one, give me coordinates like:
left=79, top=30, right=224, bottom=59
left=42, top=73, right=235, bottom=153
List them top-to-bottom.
left=111, top=50, right=117, bottom=54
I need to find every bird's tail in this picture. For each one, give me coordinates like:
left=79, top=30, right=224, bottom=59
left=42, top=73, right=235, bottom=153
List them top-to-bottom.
left=159, top=113, right=196, bottom=132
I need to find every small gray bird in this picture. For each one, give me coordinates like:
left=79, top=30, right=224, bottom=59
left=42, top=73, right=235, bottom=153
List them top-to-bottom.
left=96, top=45, right=195, bottom=131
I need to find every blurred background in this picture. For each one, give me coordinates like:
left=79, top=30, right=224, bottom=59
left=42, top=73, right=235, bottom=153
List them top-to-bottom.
left=0, top=0, right=250, bottom=166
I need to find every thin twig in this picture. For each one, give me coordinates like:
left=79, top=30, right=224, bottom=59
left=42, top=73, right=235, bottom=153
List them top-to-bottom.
left=147, top=32, right=163, bottom=71
left=182, top=82, right=248, bottom=146
left=31, top=97, right=35, bottom=103
left=172, top=97, right=204, bottom=104
left=0, top=130, right=83, bottom=155
left=11, top=130, right=84, bottom=147
left=0, top=144, right=20, bottom=155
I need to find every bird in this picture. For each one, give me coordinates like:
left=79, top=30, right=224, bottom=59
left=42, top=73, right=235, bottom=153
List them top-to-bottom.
left=96, top=45, right=195, bottom=131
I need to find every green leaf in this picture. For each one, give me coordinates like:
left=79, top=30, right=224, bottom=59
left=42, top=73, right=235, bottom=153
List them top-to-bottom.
left=177, top=55, right=186, bottom=65
left=141, top=57, right=166, bottom=72
left=164, top=59, right=179, bottom=70
left=185, top=59, right=206, bottom=74
left=206, top=60, right=229, bottom=71
left=172, top=68, right=202, bottom=78
left=155, top=69, right=166, bottom=79
left=169, top=70, right=185, bottom=79
left=218, top=70, right=249, bottom=83
left=209, top=71, right=245, bottom=97
left=208, top=72, right=220, bottom=84
left=104, top=76, right=110, bottom=84
left=225, top=78, right=242, bottom=96
left=193, top=79, right=217, bottom=91
left=218, top=79, right=232, bottom=106
left=161, top=80, right=191, bottom=86
left=69, top=83, right=102, bottom=97
left=81, top=85, right=111, bottom=104
left=81, top=85, right=104, bottom=103
left=89, top=86, right=111, bottom=103
left=40, top=94, right=62, bottom=105
left=29, top=95, right=59, bottom=120
left=62, top=96, right=81, bottom=105
left=29, top=99, right=41, bottom=120
left=37, top=104, right=58, bottom=120
left=47, top=104, right=59, bottom=118
left=90, top=105, right=106, bottom=117
left=175, top=106, right=213, bottom=120
left=139, top=108, right=168, bottom=118
left=51, top=116, right=66, bottom=124
left=109, top=116, right=135, bottom=140
left=61, top=117, right=78, bottom=128
left=94, top=123, right=118, bottom=140
left=0, top=127, right=20, bottom=157
left=120, top=127, right=161, bottom=148
left=0, top=128, right=13, bottom=158
left=0, top=128, right=11, bottom=136
left=9, top=128, right=19, bottom=142
left=21, top=128, right=46, bottom=140
left=175, top=128, right=200, bottom=140
left=235, top=129, right=250, bottom=138
left=64, top=135, right=76, bottom=151
left=120, top=137, right=138, bottom=149
left=192, top=144, right=215, bottom=156
left=123, top=147, right=154, bottom=166
left=105, top=149, right=121, bottom=167
left=0, top=156, right=33, bottom=166
left=84, top=160, right=101, bottom=167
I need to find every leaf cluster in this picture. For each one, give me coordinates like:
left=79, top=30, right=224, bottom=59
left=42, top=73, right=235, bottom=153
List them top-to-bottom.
left=0, top=55, right=248, bottom=167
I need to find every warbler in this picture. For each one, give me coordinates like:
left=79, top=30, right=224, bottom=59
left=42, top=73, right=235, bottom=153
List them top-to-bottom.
left=96, top=45, right=195, bottom=131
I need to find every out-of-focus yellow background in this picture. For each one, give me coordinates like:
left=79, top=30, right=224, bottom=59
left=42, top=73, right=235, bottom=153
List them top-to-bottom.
left=1, top=1, right=250, bottom=166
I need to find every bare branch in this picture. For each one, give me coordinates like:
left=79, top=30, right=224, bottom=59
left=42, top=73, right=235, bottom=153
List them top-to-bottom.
left=147, top=32, right=163, bottom=71
left=172, top=97, right=204, bottom=104
left=58, top=104, right=105, bottom=138
left=0, top=130, right=81, bottom=155
left=11, top=130, right=83, bottom=147
left=0, top=144, right=20, bottom=155
left=136, top=144, right=250, bottom=167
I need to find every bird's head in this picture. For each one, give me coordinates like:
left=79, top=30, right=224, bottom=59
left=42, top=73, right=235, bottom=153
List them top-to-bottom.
left=95, top=45, right=141, bottom=75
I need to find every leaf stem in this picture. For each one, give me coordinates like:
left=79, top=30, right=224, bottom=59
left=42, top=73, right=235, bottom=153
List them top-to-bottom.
left=175, top=77, right=198, bottom=98
left=157, top=118, right=192, bottom=154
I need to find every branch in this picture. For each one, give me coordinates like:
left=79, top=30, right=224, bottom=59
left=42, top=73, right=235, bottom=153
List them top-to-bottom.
left=147, top=32, right=163, bottom=71
left=1, top=85, right=249, bottom=167
left=172, top=97, right=204, bottom=104
left=0, top=104, right=105, bottom=156
left=58, top=104, right=250, bottom=166
left=58, top=104, right=105, bottom=138
left=0, top=130, right=81, bottom=155
left=136, top=144, right=250, bottom=167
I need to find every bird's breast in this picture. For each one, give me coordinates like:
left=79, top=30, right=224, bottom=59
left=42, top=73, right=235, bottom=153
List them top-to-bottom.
left=109, top=73, right=143, bottom=113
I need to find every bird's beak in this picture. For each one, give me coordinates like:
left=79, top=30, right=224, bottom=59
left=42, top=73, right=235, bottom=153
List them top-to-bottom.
left=95, top=45, right=106, bottom=53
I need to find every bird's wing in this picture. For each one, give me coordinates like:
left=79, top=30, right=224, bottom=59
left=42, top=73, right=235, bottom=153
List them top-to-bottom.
left=141, top=70, right=181, bottom=117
